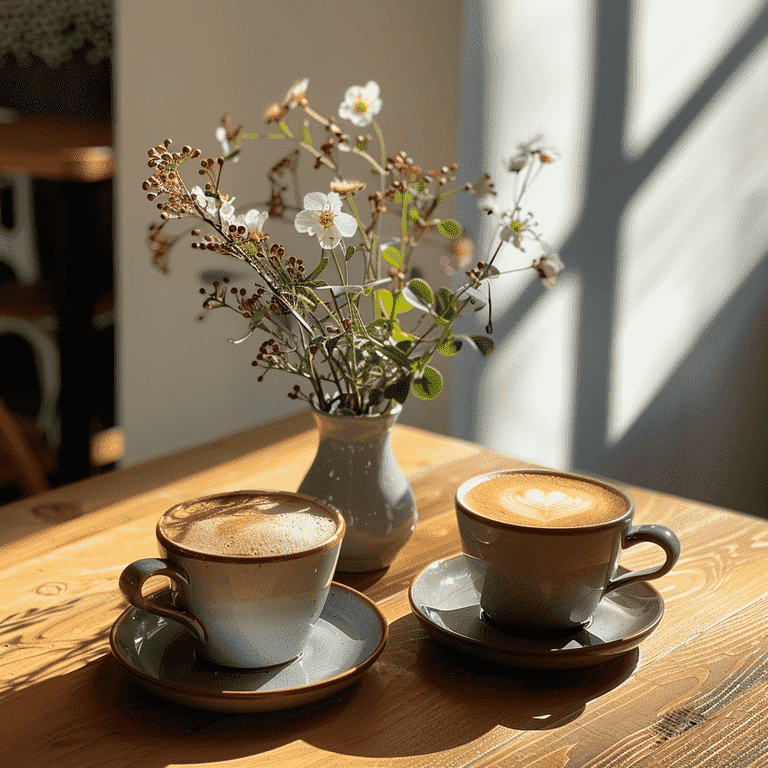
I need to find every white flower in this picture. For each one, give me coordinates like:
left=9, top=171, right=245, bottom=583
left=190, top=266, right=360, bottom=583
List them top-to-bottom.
left=285, top=78, right=309, bottom=107
left=338, top=81, right=382, bottom=127
left=215, top=126, right=239, bottom=162
left=191, top=186, right=218, bottom=218
left=294, top=191, right=357, bottom=248
left=219, top=197, right=237, bottom=225
left=233, top=208, right=268, bottom=234
left=500, top=221, right=527, bottom=248
left=532, top=253, right=564, bottom=288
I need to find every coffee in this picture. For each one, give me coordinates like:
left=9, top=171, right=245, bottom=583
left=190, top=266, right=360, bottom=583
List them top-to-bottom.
left=455, top=470, right=680, bottom=632
left=461, top=472, right=627, bottom=528
left=159, top=492, right=340, bottom=557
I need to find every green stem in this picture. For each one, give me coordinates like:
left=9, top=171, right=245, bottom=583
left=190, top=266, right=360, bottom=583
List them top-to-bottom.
left=371, top=119, right=386, bottom=171
left=345, top=193, right=370, bottom=250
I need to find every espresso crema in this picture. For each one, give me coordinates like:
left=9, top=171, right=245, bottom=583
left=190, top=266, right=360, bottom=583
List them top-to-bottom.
left=461, top=472, right=628, bottom=528
left=159, top=492, right=340, bottom=557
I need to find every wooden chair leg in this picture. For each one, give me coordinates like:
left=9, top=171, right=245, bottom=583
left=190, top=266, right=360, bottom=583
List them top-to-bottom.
left=0, top=395, right=49, bottom=496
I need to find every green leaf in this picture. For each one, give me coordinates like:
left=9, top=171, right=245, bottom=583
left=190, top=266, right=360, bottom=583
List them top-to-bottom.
left=278, top=120, right=294, bottom=139
left=302, top=120, right=312, bottom=146
left=355, top=141, right=366, bottom=151
left=394, top=191, right=413, bottom=205
left=408, top=207, right=420, bottom=222
left=437, top=219, right=462, bottom=238
left=345, top=245, right=355, bottom=262
left=382, top=247, right=404, bottom=270
left=305, top=257, right=328, bottom=282
left=406, top=278, right=434, bottom=306
left=435, top=287, right=455, bottom=320
left=376, top=289, right=412, bottom=319
left=248, top=306, right=269, bottom=332
left=391, top=320, right=418, bottom=343
left=325, top=334, right=345, bottom=357
left=462, top=335, right=495, bottom=356
left=437, top=337, right=463, bottom=356
left=379, top=344, right=412, bottom=369
left=412, top=366, right=443, bottom=400
left=384, top=373, right=413, bottom=404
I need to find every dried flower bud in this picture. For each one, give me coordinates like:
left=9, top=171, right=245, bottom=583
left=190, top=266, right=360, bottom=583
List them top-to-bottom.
left=265, top=103, right=290, bottom=124
left=330, top=179, right=366, bottom=195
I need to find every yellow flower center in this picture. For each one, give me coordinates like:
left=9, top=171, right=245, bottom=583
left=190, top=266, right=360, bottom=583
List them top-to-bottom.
left=355, top=100, right=368, bottom=114
left=318, top=211, right=335, bottom=229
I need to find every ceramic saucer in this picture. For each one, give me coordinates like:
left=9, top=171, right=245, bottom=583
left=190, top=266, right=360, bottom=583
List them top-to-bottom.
left=408, top=554, right=664, bottom=669
left=110, top=583, right=388, bottom=712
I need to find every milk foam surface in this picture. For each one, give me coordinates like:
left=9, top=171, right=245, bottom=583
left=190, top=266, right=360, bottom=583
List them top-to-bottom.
left=463, top=473, right=627, bottom=528
left=160, top=494, right=339, bottom=556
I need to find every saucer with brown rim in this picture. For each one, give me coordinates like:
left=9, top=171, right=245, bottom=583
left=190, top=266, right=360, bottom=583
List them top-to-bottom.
left=110, top=582, right=387, bottom=712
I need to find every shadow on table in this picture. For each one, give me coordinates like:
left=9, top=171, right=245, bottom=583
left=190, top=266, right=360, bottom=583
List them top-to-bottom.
left=2, top=611, right=639, bottom=765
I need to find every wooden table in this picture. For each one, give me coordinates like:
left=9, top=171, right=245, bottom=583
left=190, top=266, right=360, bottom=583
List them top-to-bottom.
left=2, top=413, right=768, bottom=767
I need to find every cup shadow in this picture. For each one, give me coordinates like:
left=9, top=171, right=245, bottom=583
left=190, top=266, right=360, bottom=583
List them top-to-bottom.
left=4, top=610, right=639, bottom=766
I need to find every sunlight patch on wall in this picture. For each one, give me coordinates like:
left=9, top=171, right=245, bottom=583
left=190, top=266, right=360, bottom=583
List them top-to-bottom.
left=625, top=0, right=765, bottom=158
left=609, top=36, right=768, bottom=445
left=477, top=272, right=580, bottom=470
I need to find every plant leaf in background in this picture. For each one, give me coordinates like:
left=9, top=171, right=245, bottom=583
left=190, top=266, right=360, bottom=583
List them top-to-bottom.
left=437, top=219, right=462, bottom=238
left=382, top=247, right=404, bottom=270
left=459, top=335, right=495, bottom=356
left=437, top=337, right=463, bottom=356
left=412, top=366, right=443, bottom=399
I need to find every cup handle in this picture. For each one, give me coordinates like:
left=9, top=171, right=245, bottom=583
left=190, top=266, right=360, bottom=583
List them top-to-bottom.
left=604, top=524, right=680, bottom=595
left=119, top=558, right=207, bottom=641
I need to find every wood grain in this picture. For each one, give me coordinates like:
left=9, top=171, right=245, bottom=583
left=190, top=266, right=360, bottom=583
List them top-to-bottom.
left=1, top=414, right=768, bottom=767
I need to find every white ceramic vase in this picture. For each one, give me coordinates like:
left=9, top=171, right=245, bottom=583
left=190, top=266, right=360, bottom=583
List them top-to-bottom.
left=298, top=401, right=417, bottom=572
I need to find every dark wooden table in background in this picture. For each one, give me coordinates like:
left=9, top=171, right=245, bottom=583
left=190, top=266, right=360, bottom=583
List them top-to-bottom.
left=1, top=413, right=767, bottom=766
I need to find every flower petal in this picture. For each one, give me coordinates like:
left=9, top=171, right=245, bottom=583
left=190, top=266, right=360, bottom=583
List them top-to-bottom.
left=303, top=191, right=328, bottom=211
left=325, top=191, right=343, bottom=213
left=244, top=209, right=268, bottom=230
left=294, top=209, right=319, bottom=233
left=333, top=212, right=358, bottom=237
left=319, top=227, right=340, bottom=248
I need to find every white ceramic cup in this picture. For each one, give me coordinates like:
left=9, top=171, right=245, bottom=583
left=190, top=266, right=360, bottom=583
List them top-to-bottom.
left=455, top=470, right=680, bottom=634
left=119, top=491, right=345, bottom=668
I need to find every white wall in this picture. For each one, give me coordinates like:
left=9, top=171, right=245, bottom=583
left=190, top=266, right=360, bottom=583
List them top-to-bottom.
left=115, top=0, right=464, bottom=466
left=455, top=0, right=768, bottom=516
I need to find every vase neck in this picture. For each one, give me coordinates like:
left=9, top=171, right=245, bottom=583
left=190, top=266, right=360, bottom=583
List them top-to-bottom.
left=309, top=406, right=400, bottom=444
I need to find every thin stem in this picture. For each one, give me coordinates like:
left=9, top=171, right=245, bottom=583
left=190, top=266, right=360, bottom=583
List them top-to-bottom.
left=345, top=193, right=370, bottom=250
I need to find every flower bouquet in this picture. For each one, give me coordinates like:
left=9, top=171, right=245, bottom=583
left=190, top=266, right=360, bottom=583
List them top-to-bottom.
left=143, top=79, right=562, bottom=417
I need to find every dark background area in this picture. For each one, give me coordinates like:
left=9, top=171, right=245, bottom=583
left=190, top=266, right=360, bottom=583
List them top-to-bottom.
left=0, top=23, right=114, bottom=501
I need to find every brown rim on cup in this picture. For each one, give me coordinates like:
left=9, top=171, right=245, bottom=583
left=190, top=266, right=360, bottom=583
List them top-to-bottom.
left=455, top=469, right=634, bottom=533
left=156, top=489, right=346, bottom=563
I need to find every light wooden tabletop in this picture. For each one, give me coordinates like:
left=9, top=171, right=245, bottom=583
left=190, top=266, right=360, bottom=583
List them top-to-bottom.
left=2, top=413, right=767, bottom=767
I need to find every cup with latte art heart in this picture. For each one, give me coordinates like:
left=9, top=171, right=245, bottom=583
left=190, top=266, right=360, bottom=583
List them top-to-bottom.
left=455, top=470, right=680, bottom=634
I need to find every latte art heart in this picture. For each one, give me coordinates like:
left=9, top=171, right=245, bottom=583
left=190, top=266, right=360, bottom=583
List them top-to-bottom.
left=461, top=472, right=628, bottom=528
left=501, top=488, right=594, bottom=522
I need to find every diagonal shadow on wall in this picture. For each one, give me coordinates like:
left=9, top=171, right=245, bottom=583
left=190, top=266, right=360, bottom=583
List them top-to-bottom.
left=455, top=0, right=768, bottom=516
